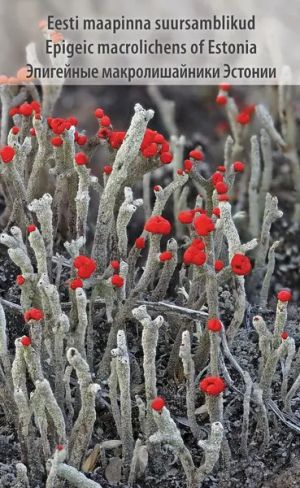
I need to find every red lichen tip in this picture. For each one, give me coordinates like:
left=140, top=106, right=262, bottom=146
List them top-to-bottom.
left=219, top=83, right=231, bottom=92
left=216, top=95, right=228, bottom=106
left=31, top=101, right=41, bottom=114
left=19, top=103, right=33, bottom=117
left=9, top=107, right=20, bottom=117
left=94, top=108, right=105, bottom=118
left=236, top=111, right=251, bottom=125
left=100, top=115, right=111, bottom=127
left=68, top=116, right=78, bottom=127
left=49, top=118, right=66, bottom=135
left=11, top=126, right=20, bottom=135
left=98, top=128, right=111, bottom=139
left=109, top=131, right=126, bottom=149
left=154, top=133, right=165, bottom=144
left=76, top=134, right=87, bottom=146
left=51, top=136, right=63, bottom=147
left=142, top=143, right=158, bottom=158
left=0, top=146, right=16, bottom=164
left=189, top=149, right=204, bottom=161
left=75, top=152, right=89, bottom=166
left=160, top=152, right=173, bottom=164
left=183, top=159, right=193, bottom=173
left=233, top=161, right=245, bottom=172
left=103, top=165, right=113, bottom=175
left=217, top=165, right=226, bottom=173
left=212, top=171, right=224, bottom=186
left=215, top=181, right=228, bottom=195
left=153, top=185, right=162, bottom=192
left=218, top=194, right=230, bottom=202
left=212, top=208, right=221, bottom=218
left=177, top=210, right=195, bottom=224
left=194, top=214, right=215, bottom=236
left=144, top=215, right=171, bottom=235
left=27, top=224, right=37, bottom=233
left=135, top=237, right=145, bottom=249
left=190, top=238, right=205, bottom=251
left=183, top=239, right=206, bottom=267
left=159, top=251, right=173, bottom=262
left=231, top=254, right=252, bottom=276
left=74, top=255, right=91, bottom=268
left=74, top=256, right=97, bottom=279
left=110, top=260, right=120, bottom=271
left=214, top=260, right=224, bottom=272
left=111, top=274, right=124, bottom=288
left=16, top=275, right=26, bottom=286
left=70, top=278, right=83, bottom=290
left=277, top=290, right=292, bottom=302
left=23, top=308, right=44, bottom=322
left=207, top=318, right=222, bottom=332
left=281, top=331, right=289, bottom=340
left=20, top=336, right=31, bottom=347
left=199, top=376, right=225, bottom=396
left=151, top=396, right=166, bottom=412
left=56, top=444, right=64, bottom=451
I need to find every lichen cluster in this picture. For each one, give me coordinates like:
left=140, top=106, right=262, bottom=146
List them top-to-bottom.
left=0, top=74, right=300, bottom=488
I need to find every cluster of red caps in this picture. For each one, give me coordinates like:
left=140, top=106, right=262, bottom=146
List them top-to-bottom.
left=215, top=83, right=256, bottom=126
left=215, top=83, right=231, bottom=106
left=9, top=99, right=87, bottom=149
left=9, top=100, right=41, bottom=118
left=3, top=102, right=40, bottom=163
left=95, top=107, right=173, bottom=166
left=48, top=116, right=88, bottom=151
left=48, top=116, right=78, bottom=135
left=139, top=128, right=173, bottom=164
left=177, top=149, right=204, bottom=177
left=210, top=162, right=245, bottom=203
left=178, top=205, right=220, bottom=225
left=143, top=211, right=252, bottom=276
left=194, top=214, right=215, bottom=236
left=143, top=216, right=175, bottom=261
left=183, top=238, right=206, bottom=266
left=70, top=255, right=97, bottom=290
left=70, top=255, right=124, bottom=289
left=110, top=260, right=124, bottom=288
left=20, top=307, right=45, bottom=347
left=150, top=376, right=226, bottom=413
